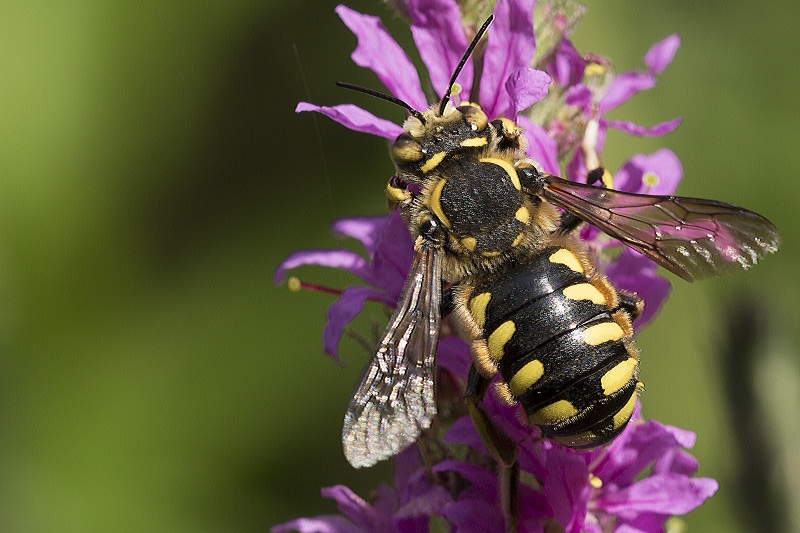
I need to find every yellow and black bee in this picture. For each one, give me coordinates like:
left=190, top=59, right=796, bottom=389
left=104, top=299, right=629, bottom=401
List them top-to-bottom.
left=338, top=17, right=780, bottom=469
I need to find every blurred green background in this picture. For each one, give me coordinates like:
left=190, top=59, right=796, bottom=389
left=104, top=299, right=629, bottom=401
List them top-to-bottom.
left=1, top=1, right=798, bottom=531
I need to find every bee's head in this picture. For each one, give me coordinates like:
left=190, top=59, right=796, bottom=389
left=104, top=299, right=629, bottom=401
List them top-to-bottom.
left=337, top=15, right=494, bottom=183
left=390, top=104, right=489, bottom=170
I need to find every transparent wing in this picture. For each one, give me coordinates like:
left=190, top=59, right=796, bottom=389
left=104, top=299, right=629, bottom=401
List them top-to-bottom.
left=541, top=175, right=781, bottom=282
left=342, top=245, right=443, bottom=468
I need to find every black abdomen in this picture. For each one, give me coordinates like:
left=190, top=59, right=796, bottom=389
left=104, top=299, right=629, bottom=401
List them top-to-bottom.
left=459, top=245, right=640, bottom=448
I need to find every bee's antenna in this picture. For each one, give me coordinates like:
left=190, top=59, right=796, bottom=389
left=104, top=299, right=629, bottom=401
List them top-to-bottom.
left=437, top=15, right=494, bottom=116
left=336, top=82, right=426, bottom=124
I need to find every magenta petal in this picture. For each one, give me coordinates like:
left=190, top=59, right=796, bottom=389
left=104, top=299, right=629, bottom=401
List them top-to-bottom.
left=408, top=0, right=471, bottom=98
left=479, top=0, right=536, bottom=118
left=336, top=5, right=427, bottom=110
left=644, top=34, right=680, bottom=75
left=549, top=38, right=584, bottom=87
left=507, top=68, right=551, bottom=117
left=599, top=72, right=655, bottom=112
left=564, top=83, right=592, bottom=109
left=296, top=102, right=402, bottom=139
left=517, top=115, right=559, bottom=174
left=606, top=117, right=682, bottom=137
left=614, top=149, right=683, bottom=196
left=366, top=213, right=414, bottom=297
left=331, top=216, right=386, bottom=253
left=274, top=249, right=368, bottom=285
left=323, top=286, right=392, bottom=359
left=437, top=336, right=472, bottom=378
left=443, top=416, right=487, bottom=455
left=596, top=419, right=694, bottom=486
left=658, top=422, right=697, bottom=449
left=394, top=446, right=424, bottom=498
left=543, top=447, right=590, bottom=531
left=654, top=449, right=699, bottom=477
left=433, top=460, right=497, bottom=499
left=596, top=474, right=718, bottom=516
left=369, top=484, right=396, bottom=520
left=322, top=485, right=380, bottom=530
left=395, top=486, right=452, bottom=520
left=442, top=498, right=505, bottom=533
left=271, top=515, right=360, bottom=533
left=614, top=517, right=661, bottom=533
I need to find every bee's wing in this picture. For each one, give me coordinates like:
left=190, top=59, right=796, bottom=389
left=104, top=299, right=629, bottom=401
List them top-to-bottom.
left=541, top=175, right=781, bottom=282
left=342, top=245, right=442, bottom=468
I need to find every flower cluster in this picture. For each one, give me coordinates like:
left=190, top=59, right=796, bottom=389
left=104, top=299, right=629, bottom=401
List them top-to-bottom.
left=274, top=0, right=717, bottom=531
left=274, top=403, right=717, bottom=532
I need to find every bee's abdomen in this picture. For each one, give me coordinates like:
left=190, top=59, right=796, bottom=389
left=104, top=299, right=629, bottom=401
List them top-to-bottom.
left=464, top=245, right=640, bottom=448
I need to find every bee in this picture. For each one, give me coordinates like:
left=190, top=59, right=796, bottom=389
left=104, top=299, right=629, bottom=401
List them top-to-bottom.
left=337, top=16, right=780, bottom=469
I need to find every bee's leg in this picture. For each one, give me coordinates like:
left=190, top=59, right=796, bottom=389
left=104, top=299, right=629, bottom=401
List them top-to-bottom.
left=581, top=115, right=614, bottom=189
left=555, top=165, right=612, bottom=235
left=586, top=166, right=612, bottom=188
left=385, top=176, right=413, bottom=211
left=556, top=212, right=583, bottom=235
left=616, top=290, right=644, bottom=321
left=465, top=366, right=519, bottom=532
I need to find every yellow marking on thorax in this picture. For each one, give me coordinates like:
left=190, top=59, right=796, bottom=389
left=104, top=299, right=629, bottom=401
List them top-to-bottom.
left=460, top=137, right=488, bottom=147
left=421, top=151, right=446, bottom=174
left=479, top=157, right=521, bottom=190
left=427, top=178, right=451, bottom=228
left=514, top=206, right=530, bottom=224
left=511, top=232, right=525, bottom=247
left=461, top=237, right=477, bottom=251
left=548, top=249, right=584, bottom=273
left=482, top=250, right=501, bottom=258
left=563, top=283, right=606, bottom=305
left=469, top=292, right=491, bottom=329
left=487, top=320, right=516, bottom=362
left=583, top=322, right=625, bottom=346
left=601, top=357, right=638, bottom=395
left=509, top=360, right=544, bottom=397
left=612, top=392, right=638, bottom=429
left=529, top=399, right=578, bottom=426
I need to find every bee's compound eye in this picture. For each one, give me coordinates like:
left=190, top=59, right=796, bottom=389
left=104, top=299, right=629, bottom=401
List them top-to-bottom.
left=457, top=105, right=488, bottom=132
left=391, top=133, right=425, bottom=163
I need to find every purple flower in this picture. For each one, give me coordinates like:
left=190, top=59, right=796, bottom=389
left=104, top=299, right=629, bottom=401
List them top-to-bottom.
left=275, top=1, right=715, bottom=531
left=297, top=1, right=552, bottom=145
left=544, top=33, right=682, bottom=182
left=274, top=213, right=412, bottom=361
left=441, top=404, right=717, bottom=533
left=273, top=447, right=453, bottom=533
